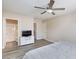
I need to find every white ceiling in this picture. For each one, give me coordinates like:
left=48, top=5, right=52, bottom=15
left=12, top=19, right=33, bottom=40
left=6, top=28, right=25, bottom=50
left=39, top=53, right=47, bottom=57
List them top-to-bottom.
left=3, top=0, right=76, bottom=20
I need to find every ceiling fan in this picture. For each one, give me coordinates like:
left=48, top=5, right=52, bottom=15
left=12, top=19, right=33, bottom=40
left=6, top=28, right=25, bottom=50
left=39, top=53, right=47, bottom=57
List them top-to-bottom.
left=34, top=0, right=65, bottom=15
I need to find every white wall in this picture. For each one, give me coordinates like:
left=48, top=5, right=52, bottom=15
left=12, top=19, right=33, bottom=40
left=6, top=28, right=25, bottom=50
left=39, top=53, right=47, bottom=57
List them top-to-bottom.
left=3, top=11, right=76, bottom=48
left=3, top=12, right=34, bottom=49
left=46, top=12, right=76, bottom=42
left=34, top=20, right=47, bottom=40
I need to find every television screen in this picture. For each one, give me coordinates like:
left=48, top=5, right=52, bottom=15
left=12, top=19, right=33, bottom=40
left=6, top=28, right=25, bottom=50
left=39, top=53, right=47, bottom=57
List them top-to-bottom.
left=22, top=30, right=32, bottom=37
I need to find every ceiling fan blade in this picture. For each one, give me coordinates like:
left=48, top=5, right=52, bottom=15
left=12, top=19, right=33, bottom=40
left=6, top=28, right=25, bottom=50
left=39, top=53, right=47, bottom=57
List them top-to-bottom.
left=48, top=0, right=55, bottom=9
left=34, top=6, right=46, bottom=9
left=52, top=8, right=65, bottom=10
left=41, top=11, right=47, bottom=14
left=52, top=12, right=55, bottom=15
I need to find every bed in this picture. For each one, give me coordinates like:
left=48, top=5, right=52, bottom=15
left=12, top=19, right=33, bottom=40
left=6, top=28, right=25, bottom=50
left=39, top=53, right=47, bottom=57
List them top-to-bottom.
left=23, top=41, right=76, bottom=59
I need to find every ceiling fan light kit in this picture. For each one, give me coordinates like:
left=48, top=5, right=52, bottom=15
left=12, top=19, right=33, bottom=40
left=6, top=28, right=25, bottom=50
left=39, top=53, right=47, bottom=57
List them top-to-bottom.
left=34, top=0, right=65, bottom=15
left=46, top=9, right=53, bottom=13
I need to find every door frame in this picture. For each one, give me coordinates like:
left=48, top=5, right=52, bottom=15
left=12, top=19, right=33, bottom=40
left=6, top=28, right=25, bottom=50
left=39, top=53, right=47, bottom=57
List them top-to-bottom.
left=5, top=19, right=19, bottom=46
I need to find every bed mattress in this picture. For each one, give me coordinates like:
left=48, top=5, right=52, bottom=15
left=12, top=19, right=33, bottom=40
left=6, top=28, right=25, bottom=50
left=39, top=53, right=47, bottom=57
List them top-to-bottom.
left=23, top=41, right=76, bottom=59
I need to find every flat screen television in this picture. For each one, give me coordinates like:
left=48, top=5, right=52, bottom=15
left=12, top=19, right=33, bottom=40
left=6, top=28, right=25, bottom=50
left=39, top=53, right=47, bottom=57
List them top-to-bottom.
left=22, top=30, right=32, bottom=37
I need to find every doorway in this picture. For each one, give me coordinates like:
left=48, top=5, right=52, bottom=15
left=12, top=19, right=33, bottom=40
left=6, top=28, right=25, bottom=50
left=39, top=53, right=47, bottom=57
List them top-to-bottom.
left=5, top=19, right=18, bottom=51
left=34, top=23, right=37, bottom=42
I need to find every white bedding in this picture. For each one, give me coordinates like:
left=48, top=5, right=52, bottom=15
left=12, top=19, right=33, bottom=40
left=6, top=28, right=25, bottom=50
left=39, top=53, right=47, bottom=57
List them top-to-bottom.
left=23, top=42, right=76, bottom=59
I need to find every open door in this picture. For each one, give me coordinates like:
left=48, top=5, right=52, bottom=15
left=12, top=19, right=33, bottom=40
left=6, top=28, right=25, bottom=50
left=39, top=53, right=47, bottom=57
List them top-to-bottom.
left=5, top=19, right=18, bottom=50
left=34, top=23, right=37, bottom=42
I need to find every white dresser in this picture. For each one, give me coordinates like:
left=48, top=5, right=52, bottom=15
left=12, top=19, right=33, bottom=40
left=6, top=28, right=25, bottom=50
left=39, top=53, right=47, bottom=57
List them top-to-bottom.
left=20, top=36, right=34, bottom=45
